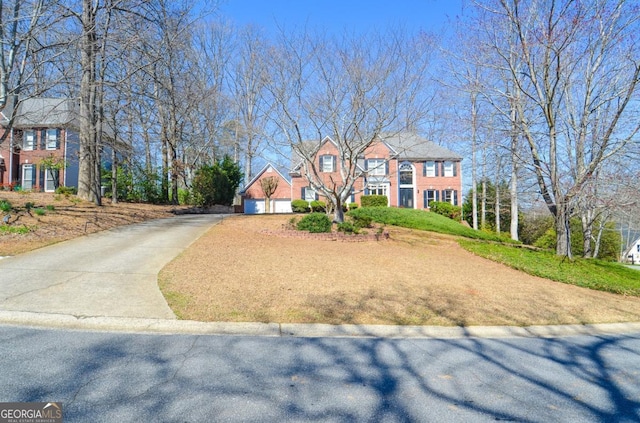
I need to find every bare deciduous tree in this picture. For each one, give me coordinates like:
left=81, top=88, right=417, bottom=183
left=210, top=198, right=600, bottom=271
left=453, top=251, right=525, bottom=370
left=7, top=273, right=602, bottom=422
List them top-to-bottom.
left=472, top=0, right=640, bottom=256
left=268, top=27, right=433, bottom=222
left=259, top=176, right=279, bottom=214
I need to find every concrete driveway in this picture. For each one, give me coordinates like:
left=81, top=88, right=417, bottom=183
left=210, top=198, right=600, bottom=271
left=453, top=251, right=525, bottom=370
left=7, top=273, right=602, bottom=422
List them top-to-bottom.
left=0, top=214, right=224, bottom=319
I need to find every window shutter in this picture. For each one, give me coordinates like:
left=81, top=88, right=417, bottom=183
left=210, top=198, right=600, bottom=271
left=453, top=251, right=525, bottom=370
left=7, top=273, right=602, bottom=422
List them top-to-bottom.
left=40, top=130, right=46, bottom=150
left=332, top=155, right=336, bottom=172
left=319, top=156, right=324, bottom=171
left=364, top=160, right=369, bottom=171
left=385, top=161, right=389, bottom=175
left=435, top=161, right=440, bottom=177
left=423, top=162, right=427, bottom=177
left=441, top=162, right=445, bottom=177
left=453, top=162, right=457, bottom=177
left=39, top=166, right=45, bottom=189
left=301, top=187, right=305, bottom=199
left=454, top=190, right=458, bottom=206
left=423, top=191, right=427, bottom=208
left=436, top=191, right=440, bottom=202
left=315, top=192, right=319, bottom=201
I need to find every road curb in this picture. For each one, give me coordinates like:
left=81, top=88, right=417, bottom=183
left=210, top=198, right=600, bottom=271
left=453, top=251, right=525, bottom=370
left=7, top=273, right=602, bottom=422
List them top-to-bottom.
left=1, top=310, right=639, bottom=339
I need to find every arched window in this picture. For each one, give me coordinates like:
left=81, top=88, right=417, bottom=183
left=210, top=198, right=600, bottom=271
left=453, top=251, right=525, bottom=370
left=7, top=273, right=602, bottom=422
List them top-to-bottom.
left=399, top=163, right=413, bottom=186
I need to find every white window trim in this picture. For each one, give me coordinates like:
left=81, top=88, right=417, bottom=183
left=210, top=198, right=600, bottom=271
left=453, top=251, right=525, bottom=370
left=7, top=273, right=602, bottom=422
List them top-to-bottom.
left=46, top=129, right=58, bottom=150
left=23, top=131, right=35, bottom=151
left=320, top=155, right=335, bottom=173
left=367, top=159, right=386, bottom=176
left=425, top=161, right=436, bottom=177
left=443, top=161, right=454, bottom=177
left=399, top=163, right=414, bottom=187
left=22, top=164, right=35, bottom=190
left=44, top=169, right=56, bottom=192
left=367, top=183, right=389, bottom=197
left=303, top=187, right=316, bottom=202
left=425, top=189, right=438, bottom=208
left=442, top=189, right=455, bottom=204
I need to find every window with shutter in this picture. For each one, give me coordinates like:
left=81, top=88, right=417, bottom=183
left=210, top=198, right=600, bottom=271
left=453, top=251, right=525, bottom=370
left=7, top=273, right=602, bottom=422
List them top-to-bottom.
left=46, top=129, right=59, bottom=150
left=23, top=131, right=35, bottom=151
left=320, top=155, right=335, bottom=172
left=367, top=159, right=386, bottom=176
left=424, top=161, right=436, bottom=177
left=443, top=161, right=454, bottom=177
left=303, top=186, right=316, bottom=201
left=424, top=190, right=437, bottom=208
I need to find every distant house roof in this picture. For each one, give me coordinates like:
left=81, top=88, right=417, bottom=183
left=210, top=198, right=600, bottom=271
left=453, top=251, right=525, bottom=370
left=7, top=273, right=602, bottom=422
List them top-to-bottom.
left=1, top=97, right=79, bottom=129
left=381, top=132, right=463, bottom=161
left=240, top=162, right=291, bottom=194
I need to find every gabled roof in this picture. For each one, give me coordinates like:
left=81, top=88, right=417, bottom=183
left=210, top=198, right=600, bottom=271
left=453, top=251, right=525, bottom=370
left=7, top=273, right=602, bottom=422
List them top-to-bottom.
left=1, top=98, right=79, bottom=129
left=381, top=132, right=463, bottom=161
left=289, top=133, right=462, bottom=171
left=290, top=135, right=338, bottom=173
left=241, top=162, right=291, bottom=194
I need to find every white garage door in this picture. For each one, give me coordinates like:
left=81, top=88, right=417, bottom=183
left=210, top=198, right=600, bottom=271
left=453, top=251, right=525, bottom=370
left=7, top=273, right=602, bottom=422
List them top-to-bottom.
left=244, top=199, right=265, bottom=214
left=245, top=199, right=291, bottom=214
left=274, top=200, right=292, bottom=213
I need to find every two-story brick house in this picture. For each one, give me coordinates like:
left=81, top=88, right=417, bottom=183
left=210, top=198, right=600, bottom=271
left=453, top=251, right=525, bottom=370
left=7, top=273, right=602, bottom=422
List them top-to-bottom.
left=0, top=98, right=79, bottom=191
left=290, top=133, right=463, bottom=209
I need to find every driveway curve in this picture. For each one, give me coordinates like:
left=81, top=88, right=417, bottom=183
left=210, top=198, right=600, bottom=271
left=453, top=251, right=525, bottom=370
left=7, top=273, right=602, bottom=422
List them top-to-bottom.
left=0, top=214, right=224, bottom=319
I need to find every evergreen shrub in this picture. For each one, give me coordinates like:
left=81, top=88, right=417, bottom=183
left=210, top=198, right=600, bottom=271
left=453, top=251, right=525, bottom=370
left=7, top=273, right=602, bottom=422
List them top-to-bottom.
left=361, top=195, right=388, bottom=207
left=291, top=199, right=310, bottom=213
left=296, top=212, right=332, bottom=233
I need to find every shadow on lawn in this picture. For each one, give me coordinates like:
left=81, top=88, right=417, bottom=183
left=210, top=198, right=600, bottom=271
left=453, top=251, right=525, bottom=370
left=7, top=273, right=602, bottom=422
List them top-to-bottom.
left=8, top=328, right=640, bottom=422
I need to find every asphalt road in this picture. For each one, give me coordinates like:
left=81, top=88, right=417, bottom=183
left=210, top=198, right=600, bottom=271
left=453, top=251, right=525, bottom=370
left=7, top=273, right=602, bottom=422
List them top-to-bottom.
left=1, top=326, right=638, bottom=422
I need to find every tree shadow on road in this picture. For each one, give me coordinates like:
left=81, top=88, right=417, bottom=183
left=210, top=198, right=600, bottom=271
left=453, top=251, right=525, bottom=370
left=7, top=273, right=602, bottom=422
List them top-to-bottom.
left=6, top=328, right=640, bottom=422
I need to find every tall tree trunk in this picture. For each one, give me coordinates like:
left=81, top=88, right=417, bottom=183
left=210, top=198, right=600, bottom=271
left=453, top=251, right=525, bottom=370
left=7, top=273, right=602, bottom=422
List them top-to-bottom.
left=78, top=0, right=97, bottom=203
left=471, top=92, right=478, bottom=230
left=111, top=147, right=118, bottom=204
left=481, top=178, right=486, bottom=229
left=495, top=180, right=501, bottom=234
left=555, top=202, right=572, bottom=258
left=581, top=210, right=593, bottom=258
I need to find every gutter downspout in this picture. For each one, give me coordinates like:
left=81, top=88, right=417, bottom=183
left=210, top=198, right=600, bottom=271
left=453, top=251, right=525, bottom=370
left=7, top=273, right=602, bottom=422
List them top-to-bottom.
left=63, top=129, right=67, bottom=186
left=9, top=130, right=13, bottom=184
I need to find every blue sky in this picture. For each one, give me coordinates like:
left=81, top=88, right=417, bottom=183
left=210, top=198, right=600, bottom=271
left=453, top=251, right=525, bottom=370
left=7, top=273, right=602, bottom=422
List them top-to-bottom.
left=217, top=0, right=464, bottom=34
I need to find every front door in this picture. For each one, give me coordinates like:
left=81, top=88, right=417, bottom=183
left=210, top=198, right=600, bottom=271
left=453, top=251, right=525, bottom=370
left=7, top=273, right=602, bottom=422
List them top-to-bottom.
left=399, top=188, right=413, bottom=208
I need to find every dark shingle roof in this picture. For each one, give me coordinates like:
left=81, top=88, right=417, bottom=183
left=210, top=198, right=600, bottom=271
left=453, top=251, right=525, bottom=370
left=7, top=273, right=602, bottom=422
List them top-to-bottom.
left=1, top=98, right=78, bottom=128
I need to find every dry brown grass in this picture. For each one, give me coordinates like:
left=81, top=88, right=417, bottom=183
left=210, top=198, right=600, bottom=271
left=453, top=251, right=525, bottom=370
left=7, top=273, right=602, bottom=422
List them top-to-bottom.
left=159, top=214, right=640, bottom=326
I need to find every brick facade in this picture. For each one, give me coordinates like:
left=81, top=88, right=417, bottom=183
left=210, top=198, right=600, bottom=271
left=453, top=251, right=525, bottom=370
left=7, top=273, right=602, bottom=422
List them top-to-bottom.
left=290, top=135, right=463, bottom=210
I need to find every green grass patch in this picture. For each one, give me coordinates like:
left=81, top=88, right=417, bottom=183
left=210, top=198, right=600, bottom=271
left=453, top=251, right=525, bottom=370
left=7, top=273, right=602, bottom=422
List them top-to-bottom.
left=348, top=207, right=508, bottom=242
left=0, top=225, right=32, bottom=235
left=459, top=240, right=640, bottom=296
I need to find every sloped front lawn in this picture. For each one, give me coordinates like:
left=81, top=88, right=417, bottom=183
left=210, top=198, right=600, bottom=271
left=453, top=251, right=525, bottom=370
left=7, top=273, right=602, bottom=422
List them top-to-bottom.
left=159, top=214, right=640, bottom=326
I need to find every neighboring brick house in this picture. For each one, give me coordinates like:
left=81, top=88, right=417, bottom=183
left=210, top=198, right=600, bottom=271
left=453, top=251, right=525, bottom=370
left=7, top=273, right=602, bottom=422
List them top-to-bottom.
left=0, top=98, right=79, bottom=192
left=290, top=133, right=463, bottom=209
left=240, top=163, right=293, bottom=214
